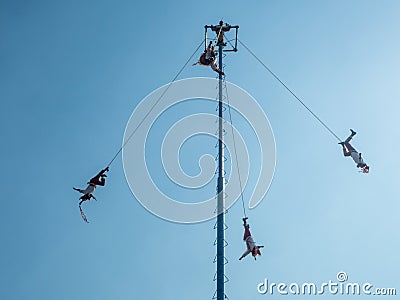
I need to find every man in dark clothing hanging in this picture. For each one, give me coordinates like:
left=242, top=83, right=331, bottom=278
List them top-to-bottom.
left=338, top=129, right=369, bottom=173
left=73, top=167, right=109, bottom=201
left=73, top=167, right=109, bottom=223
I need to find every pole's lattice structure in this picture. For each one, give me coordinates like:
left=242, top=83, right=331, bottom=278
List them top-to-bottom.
left=205, top=21, right=239, bottom=300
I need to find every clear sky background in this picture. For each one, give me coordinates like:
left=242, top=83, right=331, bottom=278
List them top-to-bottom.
left=1, top=1, right=399, bottom=299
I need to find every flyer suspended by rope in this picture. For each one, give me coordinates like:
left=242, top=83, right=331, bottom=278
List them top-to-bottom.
left=238, top=39, right=370, bottom=174
left=73, top=167, right=108, bottom=223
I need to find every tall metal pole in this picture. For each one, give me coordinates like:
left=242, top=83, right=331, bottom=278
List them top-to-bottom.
left=205, top=20, right=238, bottom=300
left=216, top=30, right=225, bottom=300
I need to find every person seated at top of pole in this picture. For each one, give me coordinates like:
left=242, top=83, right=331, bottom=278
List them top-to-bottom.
left=211, top=20, right=232, bottom=46
left=338, top=130, right=370, bottom=173
left=239, top=217, right=264, bottom=261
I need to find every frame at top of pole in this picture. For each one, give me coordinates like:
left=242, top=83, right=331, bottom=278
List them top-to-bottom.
left=204, top=20, right=239, bottom=52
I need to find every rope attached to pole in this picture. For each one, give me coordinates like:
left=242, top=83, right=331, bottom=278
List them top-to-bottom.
left=238, top=39, right=341, bottom=142
left=106, top=40, right=204, bottom=168
left=224, top=77, right=247, bottom=218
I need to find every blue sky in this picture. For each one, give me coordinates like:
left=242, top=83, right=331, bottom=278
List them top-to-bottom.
left=1, top=0, right=399, bottom=299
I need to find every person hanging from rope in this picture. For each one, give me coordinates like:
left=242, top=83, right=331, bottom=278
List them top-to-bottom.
left=194, top=41, right=224, bottom=76
left=338, top=129, right=369, bottom=173
left=73, top=167, right=109, bottom=222
left=239, top=217, right=264, bottom=261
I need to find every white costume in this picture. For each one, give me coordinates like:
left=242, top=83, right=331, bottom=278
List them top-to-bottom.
left=350, top=151, right=364, bottom=166
left=76, top=184, right=95, bottom=195
left=240, top=236, right=257, bottom=259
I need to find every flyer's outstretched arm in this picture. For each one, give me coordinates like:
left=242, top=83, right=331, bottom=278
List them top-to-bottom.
left=239, top=249, right=251, bottom=260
